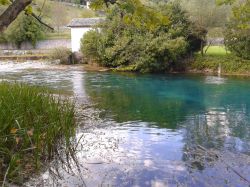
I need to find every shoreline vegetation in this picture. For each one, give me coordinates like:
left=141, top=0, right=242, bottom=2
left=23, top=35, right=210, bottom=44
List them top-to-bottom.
left=79, top=1, right=249, bottom=75
left=0, top=45, right=250, bottom=76
left=82, top=45, right=250, bottom=76
left=189, top=46, right=250, bottom=76
left=0, top=83, right=75, bottom=185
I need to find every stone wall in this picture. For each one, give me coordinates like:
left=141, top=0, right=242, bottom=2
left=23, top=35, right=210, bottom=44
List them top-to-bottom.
left=0, top=39, right=71, bottom=50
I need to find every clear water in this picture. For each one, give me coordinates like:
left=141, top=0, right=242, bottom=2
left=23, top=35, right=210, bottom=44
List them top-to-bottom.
left=0, top=62, right=250, bottom=187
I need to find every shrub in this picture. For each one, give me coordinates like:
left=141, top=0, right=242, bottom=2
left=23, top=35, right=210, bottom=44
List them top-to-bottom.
left=80, top=30, right=102, bottom=63
left=49, top=47, right=72, bottom=64
left=191, top=53, right=250, bottom=73
left=0, top=82, right=75, bottom=184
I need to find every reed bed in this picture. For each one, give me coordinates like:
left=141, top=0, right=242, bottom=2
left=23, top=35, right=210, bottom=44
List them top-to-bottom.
left=0, top=82, right=75, bottom=185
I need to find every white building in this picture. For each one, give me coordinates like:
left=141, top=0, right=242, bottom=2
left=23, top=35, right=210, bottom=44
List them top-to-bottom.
left=86, top=1, right=91, bottom=9
left=68, top=17, right=104, bottom=52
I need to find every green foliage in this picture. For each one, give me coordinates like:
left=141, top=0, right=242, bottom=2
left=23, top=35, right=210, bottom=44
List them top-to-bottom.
left=0, top=0, right=9, bottom=5
left=216, top=0, right=236, bottom=5
left=224, top=0, right=250, bottom=59
left=81, top=2, right=206, bottom=73
left=5, top=14, right=45, bottom=48
left=81, top=30, right=102, bottom=63
left=192, top=53, right=250, bottom=74
left=0, top=83, right=75, bottom=184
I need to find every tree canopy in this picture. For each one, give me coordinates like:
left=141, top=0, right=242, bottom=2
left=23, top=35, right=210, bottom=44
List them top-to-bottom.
left=223, top=0, right=250, bottom=59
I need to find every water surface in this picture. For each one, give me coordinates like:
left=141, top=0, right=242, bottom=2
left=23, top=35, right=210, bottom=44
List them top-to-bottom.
left=0, top=62, right=250, bottom=187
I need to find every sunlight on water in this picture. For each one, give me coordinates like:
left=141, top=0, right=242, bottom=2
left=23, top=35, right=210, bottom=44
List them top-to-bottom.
left=204, top=76, right=226, bottom=85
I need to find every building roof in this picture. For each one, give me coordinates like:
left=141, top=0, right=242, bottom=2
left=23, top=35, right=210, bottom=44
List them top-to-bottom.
left=68, top=17, right=105, bottom=28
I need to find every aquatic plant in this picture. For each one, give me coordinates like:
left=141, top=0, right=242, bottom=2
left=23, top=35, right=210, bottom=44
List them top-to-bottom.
left=0, top=82, right=75, bottom=185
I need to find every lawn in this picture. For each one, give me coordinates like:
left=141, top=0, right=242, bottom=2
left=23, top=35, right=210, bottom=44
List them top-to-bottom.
left=204, top=46, right=229, bottom=56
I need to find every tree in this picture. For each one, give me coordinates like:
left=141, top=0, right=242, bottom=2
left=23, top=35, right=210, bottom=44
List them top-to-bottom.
left=0, top=0, right=32, bottom=32
left=0, top=0, right=53, bottom=32
left=223, top=0, right=250, bottom=59
left=81, top=2, right=206, bottom=72
left=6, top=14, right=45, bottom=48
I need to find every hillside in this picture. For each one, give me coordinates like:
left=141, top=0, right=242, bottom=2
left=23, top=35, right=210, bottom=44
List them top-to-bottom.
left=0, top=0, right=96, bottom=39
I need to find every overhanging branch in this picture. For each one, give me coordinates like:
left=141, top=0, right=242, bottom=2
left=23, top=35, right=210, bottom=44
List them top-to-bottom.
left=0, top=0, right=32, bottom=32
left=29, top=12, right=54, bottom=31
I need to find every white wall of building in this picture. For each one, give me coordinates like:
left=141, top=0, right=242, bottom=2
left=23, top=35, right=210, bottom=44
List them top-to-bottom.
left=86, top=1, right=91, bottom=9
left=71, top=27, right=92, bottom=52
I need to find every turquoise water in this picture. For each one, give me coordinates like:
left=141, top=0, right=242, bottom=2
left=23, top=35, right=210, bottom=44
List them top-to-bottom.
left=0, top=62, right=249, bottom=187
left=85, top=73, right=250, bottom=148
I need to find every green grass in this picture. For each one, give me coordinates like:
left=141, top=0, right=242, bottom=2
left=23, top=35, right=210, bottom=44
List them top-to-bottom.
left=36, top=0, right=96, bottom=26
left=46, top=31, right=71, bottom=40
left=191, top=46, right=250, bottom=74
left=204, top=46, right=229, bottom=56
left=0, top=83, right=75, bottom=185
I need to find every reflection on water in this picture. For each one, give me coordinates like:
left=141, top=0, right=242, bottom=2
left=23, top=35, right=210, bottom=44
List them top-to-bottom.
left=0, top=62, right=250, bottom=186
left=204, top=76, right=226, bottom=85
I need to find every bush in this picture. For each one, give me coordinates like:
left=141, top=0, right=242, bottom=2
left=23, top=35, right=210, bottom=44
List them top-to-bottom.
left=81, top=2, right=206, bottom=72
left=80, top=30, right=102, bottom=63
left=49, top=47, right=72, bottom=64
left=191, top=53, right=250, bottom=73
left=0, top=82, right=75, bottom=184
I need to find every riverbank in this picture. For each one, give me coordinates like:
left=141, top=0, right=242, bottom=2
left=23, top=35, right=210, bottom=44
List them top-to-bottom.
left=1, top=45, right=249, bottom=76
left=87, top=46, right=250, bottom=76
left=189, top=54, right=250, bottom=76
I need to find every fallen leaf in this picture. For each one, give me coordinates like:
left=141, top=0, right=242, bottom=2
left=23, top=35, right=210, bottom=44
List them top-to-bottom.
left=10, top=128, right=18, bottom=134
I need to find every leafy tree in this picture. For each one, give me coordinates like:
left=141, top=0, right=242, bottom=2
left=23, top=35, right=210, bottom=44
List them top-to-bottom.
left=223, top=0, right=250, bottom=59
left=81, top=2, right=206, bottom=72
left=6, top=14, right=45, bottom=48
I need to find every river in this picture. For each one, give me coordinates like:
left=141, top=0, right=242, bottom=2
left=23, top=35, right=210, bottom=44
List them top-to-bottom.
left=0, top=61, right=249, bottom=187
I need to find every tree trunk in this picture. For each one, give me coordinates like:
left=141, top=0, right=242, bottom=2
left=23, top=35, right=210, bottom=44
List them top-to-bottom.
left=0, top=0, right=32, bottom=32
left=200, top=42, right=204, bottom=56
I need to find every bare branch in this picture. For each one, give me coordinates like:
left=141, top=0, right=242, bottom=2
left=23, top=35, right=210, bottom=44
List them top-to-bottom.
left=29, top=12, right=54, bottom=31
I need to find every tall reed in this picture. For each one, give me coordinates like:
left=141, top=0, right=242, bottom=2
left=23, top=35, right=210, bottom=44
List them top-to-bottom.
left=0, top=82, right=75, bottom=185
